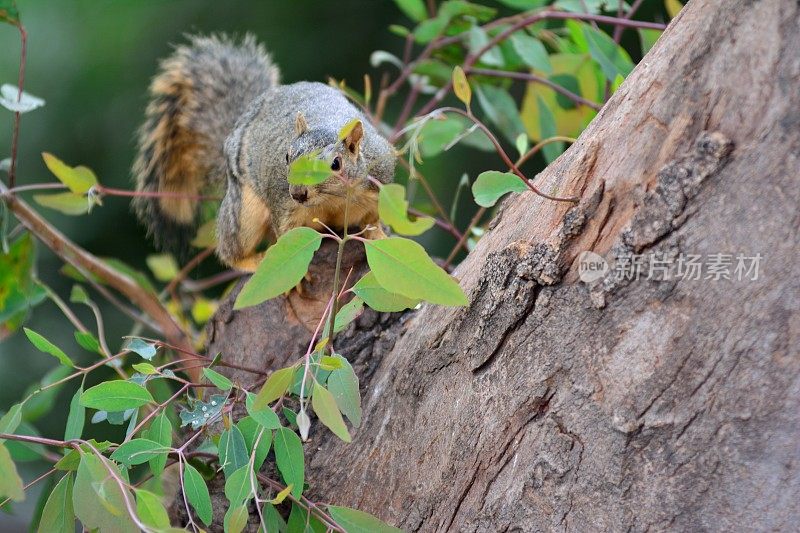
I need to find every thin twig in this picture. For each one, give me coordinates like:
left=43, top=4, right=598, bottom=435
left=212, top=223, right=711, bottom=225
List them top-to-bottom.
left=7, top=25, right=27, bottom=190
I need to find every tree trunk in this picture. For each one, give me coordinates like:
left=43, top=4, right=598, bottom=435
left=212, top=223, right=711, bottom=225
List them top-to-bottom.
left=205, top=0, right=800, bottom=530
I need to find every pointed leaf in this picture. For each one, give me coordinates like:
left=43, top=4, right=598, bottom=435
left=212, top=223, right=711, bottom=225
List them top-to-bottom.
left=510, top=34, right=552, bottom=73
left=41, top=153, right=97, bottom=194
left=378, top=183, right=435, bottom=236
left=235, top=227, right=323, bottom=308
left=364, top=237, right=468, bottom=306
left=352, top=272, right=420, bottom=312
left=333, top=296, right=364, bottom=333
left=24, top=327, right=74, bottom=367
left=74, top=331, right=102, bottom=354
left=327, top=354, right=362, bottom=428
left=253, top=366, right=295, bottom=409
left=202, top=367, right=233, bottom=391
left=80, top=381, right=154, bottom=411
left=312, top=382, right=351, bottom=442
left=64, top=387, right=85, bottom=441
left=245, top=393, right=282, bottom=430
left=0, top=402, right=22, bottom=437
left=143, top=413, right=172, bottom=477
left=237, top=417, right=271, bottom=470
left=218, top=426, right=248, bottom=477
left=274, top=427, right=304, bottom=498
left=110, top=438, right=167, bottom=467
left=0, top=443, right=24, bottom=501
left=182, top=462, right=212, bottom=526
left=224, top=465, right=255, bottom=506
left=38, top=472, right=74, bottom=533
left=270, top=484, right=293, bottom=505
left=135, top=489, right=170, bottom=529
left=224, top=504, right=249, bottom=533
left=328, top=506, right=404, bottom=533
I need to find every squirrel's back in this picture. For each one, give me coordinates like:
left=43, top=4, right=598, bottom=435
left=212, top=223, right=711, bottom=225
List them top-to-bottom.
left=132, top=34, right=279, bottom=253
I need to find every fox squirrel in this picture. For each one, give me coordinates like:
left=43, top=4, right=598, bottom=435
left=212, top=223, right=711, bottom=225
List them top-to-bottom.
left=132, top=34, right=395, bottom=271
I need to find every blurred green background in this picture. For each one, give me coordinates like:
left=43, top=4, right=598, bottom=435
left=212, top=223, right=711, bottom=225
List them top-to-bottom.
left=0, top=0, right=666, bottom=528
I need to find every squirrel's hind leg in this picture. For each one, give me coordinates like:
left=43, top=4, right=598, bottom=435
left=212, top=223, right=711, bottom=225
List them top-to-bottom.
left=217, top=180, right=272, bottom=272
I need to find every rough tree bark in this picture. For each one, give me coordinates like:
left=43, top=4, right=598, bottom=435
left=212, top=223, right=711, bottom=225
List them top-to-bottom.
left=202, top=0, right=800, bottom=530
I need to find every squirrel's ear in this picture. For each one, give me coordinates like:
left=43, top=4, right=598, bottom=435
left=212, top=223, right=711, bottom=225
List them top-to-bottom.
left=294, top=112, right=309, bottom=136
left=344, top=120, right=364, bottom=156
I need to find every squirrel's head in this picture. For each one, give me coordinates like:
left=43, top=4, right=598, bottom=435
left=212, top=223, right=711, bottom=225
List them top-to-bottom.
left=286, top=113, right=375, bottom=206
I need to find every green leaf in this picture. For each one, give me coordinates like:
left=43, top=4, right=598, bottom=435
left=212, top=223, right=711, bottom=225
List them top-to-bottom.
left=0, top=0, right=20, bottom=26
left=393, top=0, right=426, bottom=21
left=570, top=21, right=634, bottom=83
left=467, top=25, right=504, bottom=67
left=510, top=33, right=551, bottom=73
left=452, top=65, right=471, bottom=108
left=475, top=84, right=527, bottom=145
left=536, top=94, right=562, bottom=163
left=515, top=133, right=529, bottom=158
left=287, top=152, right=331, bottom=186
left=41, top=153, right=97, bottom=194
left=472, top=170, right=528, bottom=207
left=378, top=183, right=435, bottom=236
left=33, top=191, right=91, bottom=216
left=235, top=227, right=323, bottom=309
left=364, top=237, right=468, bottom=306
left=352, top=272, right=420, bottom=312
left=69, top=284, right=90, bottom=304
left=333, top=297, right=364, bottom=334
left=23, top=327, right=74, bottom=367
left=74, top=331, right=102, bottom=354
left=122, top=338, right=157, bottom=360
left=327, top=354, right=362, bottom=428
left=319, top=355, right=344, bottom=371
left=132, top=362, right=158, bottom=375
left=21, top=366, right=71, bottom=422
left=253, top=366, right=295, bottom=409
left=202, top=367, right=233, bottom=391
left=80, top=380, right=154, bottom=411
left=312, top=382, right=351, bottom=442
left=64, top=387, right=85, bottom=441
left=246, top=392, right=282, bottom=430
left=0, top=402, right=22, bottom=437
left=143, top=413, right=172, bottom=477
left=237, top=417, right=271, bottom=470
left=218, top=426, right=249, bottom=477
left=274, top=427, right=305, bottom=498
left=110, top=438, right=166, bottom=467
left=54, top=440, right=111, bottom=471
left=0, top=443, right=24, bottom=501
left=73, top=453, right=137, bottom=533
left=182, top=462, right=212, bottom=526
left=224, top=465, right=255, bottom=506
left=37, top=472, right=74, bottom=533
left=135, top=489, right=170, bottom=529
left=264, top=502, right=287, bottom=532
left=288, top=502, right=327, bottom=533
left=224, top=504, right=249, bottom=533
left=328, top=506, right=404, bottom=533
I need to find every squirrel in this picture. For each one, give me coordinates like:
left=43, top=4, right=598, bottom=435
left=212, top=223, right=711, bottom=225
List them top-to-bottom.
left=132, top=34, right=395, bottom=271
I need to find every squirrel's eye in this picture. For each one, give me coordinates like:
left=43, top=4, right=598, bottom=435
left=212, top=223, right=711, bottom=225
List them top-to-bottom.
left=285, top=153, right=290, bottom=164
left=330, top=157, right=341, bottom=171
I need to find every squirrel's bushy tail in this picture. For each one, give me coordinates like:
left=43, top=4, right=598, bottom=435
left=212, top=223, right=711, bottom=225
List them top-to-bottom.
left=132, top=34, right=279, bottom=254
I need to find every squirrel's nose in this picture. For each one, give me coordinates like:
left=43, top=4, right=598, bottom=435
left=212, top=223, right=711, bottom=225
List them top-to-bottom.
left=291, top=189, right=308, bottom=204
